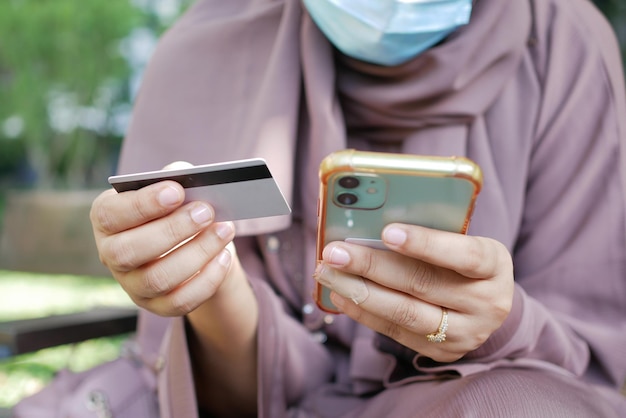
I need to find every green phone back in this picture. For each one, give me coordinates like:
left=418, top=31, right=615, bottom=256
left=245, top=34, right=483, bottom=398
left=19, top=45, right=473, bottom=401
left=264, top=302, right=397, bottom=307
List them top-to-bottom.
left=316, top=151, right=482, bottom=312
left=323, top=173, right=477, bottom=244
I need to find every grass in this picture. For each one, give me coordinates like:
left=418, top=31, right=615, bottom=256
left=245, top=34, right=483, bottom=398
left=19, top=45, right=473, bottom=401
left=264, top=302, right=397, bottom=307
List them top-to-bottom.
left=0, top=269, right=135, bottom=409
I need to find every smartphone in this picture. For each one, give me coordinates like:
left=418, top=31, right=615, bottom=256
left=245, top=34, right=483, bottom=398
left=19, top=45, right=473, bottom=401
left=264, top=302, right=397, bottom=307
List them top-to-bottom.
left=315, top=149, right=483, bottom=313
left=108, top=158, right=291, bottom=222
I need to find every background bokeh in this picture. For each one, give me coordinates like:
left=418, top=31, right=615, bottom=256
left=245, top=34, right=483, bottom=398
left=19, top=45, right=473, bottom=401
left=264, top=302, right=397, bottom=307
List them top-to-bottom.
left=0, top=0, right=624, bottom=196
left=0, top=0, right=624, bottom=412
left=0, top=0, right=192, bottom=193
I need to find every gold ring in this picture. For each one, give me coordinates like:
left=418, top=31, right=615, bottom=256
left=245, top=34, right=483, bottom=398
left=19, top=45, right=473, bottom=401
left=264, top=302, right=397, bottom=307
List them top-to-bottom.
left=426, top=307, right=448, bottom=343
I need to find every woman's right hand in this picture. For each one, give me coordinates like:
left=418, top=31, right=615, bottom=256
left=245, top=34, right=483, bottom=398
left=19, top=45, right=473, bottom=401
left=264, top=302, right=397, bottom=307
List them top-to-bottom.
left=91, top=175, right=260, bottom=415
left=89, top=179, right=238, bottom=317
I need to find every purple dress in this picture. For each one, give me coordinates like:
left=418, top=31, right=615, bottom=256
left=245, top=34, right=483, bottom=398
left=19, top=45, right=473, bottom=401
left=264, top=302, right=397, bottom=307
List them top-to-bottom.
left=113, top=0, right=626, bottom=416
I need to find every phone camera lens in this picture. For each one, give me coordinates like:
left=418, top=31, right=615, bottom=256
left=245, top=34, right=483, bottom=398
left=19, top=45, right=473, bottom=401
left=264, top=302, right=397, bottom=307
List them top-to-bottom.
left=338, top=176, right=360, bottom=189
left=337, top=192, right=358, bottom=205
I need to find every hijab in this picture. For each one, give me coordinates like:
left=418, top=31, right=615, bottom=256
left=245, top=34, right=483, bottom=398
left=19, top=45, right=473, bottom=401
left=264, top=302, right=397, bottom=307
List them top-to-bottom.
left=118, top=0, right=531, bottom=236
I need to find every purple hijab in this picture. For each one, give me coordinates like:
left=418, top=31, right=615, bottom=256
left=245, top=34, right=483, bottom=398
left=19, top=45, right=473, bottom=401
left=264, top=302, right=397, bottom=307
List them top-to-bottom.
left=117, top=0, right=626, bottom=415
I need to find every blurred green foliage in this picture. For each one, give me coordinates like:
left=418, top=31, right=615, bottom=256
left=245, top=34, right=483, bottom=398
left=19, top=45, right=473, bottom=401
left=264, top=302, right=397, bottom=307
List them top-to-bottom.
left=0, top=0, right=149, bottom=189
left=595, top=0, right=625, bottom=17
left=0, top=1, right=623, bottom=192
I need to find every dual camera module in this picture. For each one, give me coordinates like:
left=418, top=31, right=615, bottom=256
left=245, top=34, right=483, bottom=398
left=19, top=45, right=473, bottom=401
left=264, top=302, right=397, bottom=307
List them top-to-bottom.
left=332, top=173, right=387, bottom=209
left=335, top=176, right=360, bottom=205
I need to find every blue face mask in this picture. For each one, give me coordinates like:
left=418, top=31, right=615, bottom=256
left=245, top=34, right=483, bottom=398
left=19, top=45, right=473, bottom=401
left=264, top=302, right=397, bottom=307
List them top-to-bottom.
left=303, top=0, right=473, bottom=66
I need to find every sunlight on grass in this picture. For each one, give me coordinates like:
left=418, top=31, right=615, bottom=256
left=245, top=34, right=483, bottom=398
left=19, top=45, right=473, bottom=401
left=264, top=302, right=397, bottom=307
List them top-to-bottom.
left=0, top=270, right=136, bottom=409
left=0, top=270, right=133, bottom=321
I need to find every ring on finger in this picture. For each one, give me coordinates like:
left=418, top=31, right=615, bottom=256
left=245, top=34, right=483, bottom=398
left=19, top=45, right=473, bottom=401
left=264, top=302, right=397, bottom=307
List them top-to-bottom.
left=426, top=307, right=448, bottom=343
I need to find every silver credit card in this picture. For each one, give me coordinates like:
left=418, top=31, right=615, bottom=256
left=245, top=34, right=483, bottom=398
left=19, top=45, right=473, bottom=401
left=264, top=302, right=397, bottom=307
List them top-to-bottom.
left=108, top=158, right=291, bottom=222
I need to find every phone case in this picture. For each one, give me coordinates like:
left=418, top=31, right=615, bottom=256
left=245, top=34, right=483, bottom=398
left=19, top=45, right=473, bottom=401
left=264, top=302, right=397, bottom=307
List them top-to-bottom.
left=315, top=149, right=483, bottom=313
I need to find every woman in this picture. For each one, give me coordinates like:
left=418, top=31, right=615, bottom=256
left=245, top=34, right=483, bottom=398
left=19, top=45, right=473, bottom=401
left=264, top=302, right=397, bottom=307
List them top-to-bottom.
left=88, top=0, right=626, bottom=416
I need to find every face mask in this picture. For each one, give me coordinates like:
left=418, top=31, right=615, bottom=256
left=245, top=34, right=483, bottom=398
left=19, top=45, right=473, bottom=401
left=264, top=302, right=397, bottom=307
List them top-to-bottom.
left=303, top=0, right=473, bottom=66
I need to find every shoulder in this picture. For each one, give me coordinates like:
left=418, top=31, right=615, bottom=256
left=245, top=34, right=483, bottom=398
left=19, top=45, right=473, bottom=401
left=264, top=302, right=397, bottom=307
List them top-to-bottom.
left=522, top=0, right=626, bottom=163
left=528, top=0, right=623, bottom=79
left=530, top=0, right=615, bottom=36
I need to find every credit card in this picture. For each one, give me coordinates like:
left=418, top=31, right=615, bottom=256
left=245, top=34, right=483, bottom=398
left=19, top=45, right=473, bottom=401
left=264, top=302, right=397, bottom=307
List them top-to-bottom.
left=108, top=158, right=291, bottom=222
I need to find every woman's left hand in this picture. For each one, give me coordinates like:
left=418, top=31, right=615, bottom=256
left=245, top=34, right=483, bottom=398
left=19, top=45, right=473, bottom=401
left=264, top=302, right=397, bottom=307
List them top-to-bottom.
left=313, top=223, right=515, bottom=362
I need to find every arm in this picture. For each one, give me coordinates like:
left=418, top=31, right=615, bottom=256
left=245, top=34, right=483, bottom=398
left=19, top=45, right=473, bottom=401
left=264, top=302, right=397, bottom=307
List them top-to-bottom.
left=314, top=0, right=626, bottom=390
left=476, top=0, right=626, bottom=387
left=90, top=181, right=258, bottom=416
left=91, top=185, right=336, bottom=416
left=186, top=252, right=259, bottom=417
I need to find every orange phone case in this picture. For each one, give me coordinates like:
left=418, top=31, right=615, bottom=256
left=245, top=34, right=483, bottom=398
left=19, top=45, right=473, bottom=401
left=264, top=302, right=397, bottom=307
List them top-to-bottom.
left=315, top=149, right=483, bottom=313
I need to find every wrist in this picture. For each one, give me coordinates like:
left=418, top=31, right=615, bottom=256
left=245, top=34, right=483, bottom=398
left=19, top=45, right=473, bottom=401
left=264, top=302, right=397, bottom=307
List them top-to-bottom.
left=463, top=287, right=523, bottom=361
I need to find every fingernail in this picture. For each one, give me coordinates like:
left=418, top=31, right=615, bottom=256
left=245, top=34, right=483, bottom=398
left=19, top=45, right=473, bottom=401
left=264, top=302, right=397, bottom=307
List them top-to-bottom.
left=158, top=185, right=182, bottom=207
left=190, top=204, right=213, bottom=224
left=215, top=222, right=235, bottom=240
left=383, top=226, right=407, bottom=246
left=325, top=246, right=350, bottom=266
left=216, top=248, right=231, bottom=267
left=313, top=263, right=332, bottom=286
left=313, top=265, right=369, bottom=305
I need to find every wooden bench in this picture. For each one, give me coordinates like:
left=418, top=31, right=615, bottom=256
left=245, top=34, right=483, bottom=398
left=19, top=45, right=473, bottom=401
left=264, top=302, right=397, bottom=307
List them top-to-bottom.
left=0, top=306, right=138, bottom=358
